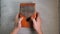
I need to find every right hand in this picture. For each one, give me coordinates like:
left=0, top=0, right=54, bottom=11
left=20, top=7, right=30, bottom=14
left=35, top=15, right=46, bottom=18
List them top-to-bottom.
left=31, top=12, right=42, bottom=34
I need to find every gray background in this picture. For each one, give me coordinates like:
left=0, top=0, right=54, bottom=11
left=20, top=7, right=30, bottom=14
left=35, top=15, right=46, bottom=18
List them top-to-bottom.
left=0, top=0, right=59, bottom=34
left=58, top=0, right=60, bottom=33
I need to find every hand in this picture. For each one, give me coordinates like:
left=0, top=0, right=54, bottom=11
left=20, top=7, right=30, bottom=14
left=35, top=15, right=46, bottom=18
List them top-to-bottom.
left=10, top=13, right=23, bottom=34
left=15, top=13, right=23, bottom=29
left=31, top=14, right=42, bottom=34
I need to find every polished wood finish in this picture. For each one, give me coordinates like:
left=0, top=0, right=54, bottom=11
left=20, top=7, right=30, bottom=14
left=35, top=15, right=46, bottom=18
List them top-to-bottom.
left=19, top=3, right=36, bottom=28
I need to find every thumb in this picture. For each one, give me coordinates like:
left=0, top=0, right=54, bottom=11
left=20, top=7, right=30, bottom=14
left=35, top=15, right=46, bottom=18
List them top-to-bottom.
left=19, top=17, right=23, bottom=24
left=31, top=17, right=36, bottom=24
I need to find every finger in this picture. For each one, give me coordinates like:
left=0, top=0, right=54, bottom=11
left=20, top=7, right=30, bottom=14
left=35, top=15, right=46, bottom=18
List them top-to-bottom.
left=33, top=12, right=36, bottom=18
left=34, top=12, right=37, bottom=18
left=15, top=13, right=19, bottom=23
left=16, top=13, right=20, bottom=20
left=36, top=13, right=40, bottom=21
left=37, top=15, right=42, bottom=24
left=15, top=17, right=23, bottom=27
left=18, top=17, right=23, bottom=27
left=19, top=17, right=23, bottom=24
left=31, top=17, right=36, bottom=24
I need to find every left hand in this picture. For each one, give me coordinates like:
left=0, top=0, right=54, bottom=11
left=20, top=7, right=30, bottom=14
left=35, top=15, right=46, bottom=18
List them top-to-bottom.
left=10, top=13, right=23, bottom=34
left=15, top=13, right=23, bottom=29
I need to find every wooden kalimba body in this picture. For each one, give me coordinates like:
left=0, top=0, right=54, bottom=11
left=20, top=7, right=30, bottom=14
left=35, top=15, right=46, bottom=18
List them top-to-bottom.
left=19, top=3, right=38, bottom=28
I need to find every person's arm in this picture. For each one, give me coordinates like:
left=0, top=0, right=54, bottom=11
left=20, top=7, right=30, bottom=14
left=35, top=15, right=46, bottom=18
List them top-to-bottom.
left=10, top=12, right=43, bottom=34
left=10, top=13, right=23, bottom=34
left=31, top=13, right=43, bottom=34
left=10, top=27, right=20, bottom=34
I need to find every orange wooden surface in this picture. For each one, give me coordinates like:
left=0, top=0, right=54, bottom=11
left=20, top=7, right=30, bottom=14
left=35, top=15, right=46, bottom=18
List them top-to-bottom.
left=19, top=3, right=36, bottom=28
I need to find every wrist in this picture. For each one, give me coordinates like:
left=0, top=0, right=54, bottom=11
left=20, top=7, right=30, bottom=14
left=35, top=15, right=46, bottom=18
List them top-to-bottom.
left=11, top=27, right=20, bottom=34
left=14, top=27, right=20, bottom=30
left=37, top=29, right=43, bottom=34
left=37, top=30, right=42, bottom=34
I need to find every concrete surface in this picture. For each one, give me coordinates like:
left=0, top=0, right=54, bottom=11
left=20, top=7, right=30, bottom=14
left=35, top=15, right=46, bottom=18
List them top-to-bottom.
left=0, top=0, right=59, bottom=34
left=58, top=0, right=60, bottom=34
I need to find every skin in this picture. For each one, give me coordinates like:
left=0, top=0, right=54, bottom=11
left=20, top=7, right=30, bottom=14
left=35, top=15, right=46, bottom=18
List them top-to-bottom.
left=10, top=13, right=43, bottom=34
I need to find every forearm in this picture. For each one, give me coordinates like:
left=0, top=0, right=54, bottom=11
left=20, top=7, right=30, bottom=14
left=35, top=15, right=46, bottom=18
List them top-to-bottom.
left=10, top=27, right=19, bottom=34
left=37, top=29, right=43, bottom=34
left=37, top=30, right=43, bottom=34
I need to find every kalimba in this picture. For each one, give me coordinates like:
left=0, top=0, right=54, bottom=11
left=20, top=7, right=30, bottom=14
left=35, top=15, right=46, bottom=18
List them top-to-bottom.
left=19, top=3, right=38, bottom=28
